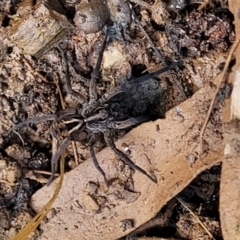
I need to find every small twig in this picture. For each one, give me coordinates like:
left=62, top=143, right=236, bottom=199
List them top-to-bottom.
left=199, top=38, right=240, bottom=154
left=22, top=57, right=49, bottom=83
left=53, top=74, right=66, bottom=109
left=0, top=120, right=25, bottom=146
left=72, top=141, right=79, bottom=166
left=33, top=170, right=60, bottom=176
left=176, top=197, right=216, bottom=240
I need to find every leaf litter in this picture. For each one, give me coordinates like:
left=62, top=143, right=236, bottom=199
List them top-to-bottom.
left=0, top=0, right=239, bottom=239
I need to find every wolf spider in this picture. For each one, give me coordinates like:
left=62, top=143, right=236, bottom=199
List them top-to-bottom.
left=15, top=28, right=179, bottom=186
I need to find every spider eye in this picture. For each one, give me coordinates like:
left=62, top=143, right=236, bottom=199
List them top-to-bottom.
left=148, top=79, right=159, bottom=90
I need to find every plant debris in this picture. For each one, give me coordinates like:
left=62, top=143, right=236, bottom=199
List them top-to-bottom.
left=0, top=0, right=239, bottom=239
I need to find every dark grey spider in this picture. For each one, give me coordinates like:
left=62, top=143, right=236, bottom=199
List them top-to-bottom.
left=14, top=28, right=179, bottom=186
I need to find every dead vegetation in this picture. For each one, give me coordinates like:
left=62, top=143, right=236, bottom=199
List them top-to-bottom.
left=0, top=0, right=239, bottom=239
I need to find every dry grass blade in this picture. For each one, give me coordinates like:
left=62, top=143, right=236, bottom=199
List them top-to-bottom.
left=54, top=73, right=66, bottom=109
left=72, top=141, right=79, bottom=165
left=10, top=152, right=66, bottom=240
left=33, top=170, right=60, bottom=176
left=176, top=197, right=216, bottom=240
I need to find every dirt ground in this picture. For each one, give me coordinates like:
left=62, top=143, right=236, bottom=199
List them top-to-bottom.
left=0, top=0, right=239, bottom=239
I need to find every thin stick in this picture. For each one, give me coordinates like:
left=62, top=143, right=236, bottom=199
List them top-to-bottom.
left=199, top=39, right=240, bottom=154
left=22, top=57, right=49, bottom=83
left=54, top=74, right=66, bottom=109
left=1, top=120, right=25, bottom=146
left=72, top=141, right=79, bottom=166
left=33, top=170, right=60, bottom=176
left=177, top=197, right=216, bottom=240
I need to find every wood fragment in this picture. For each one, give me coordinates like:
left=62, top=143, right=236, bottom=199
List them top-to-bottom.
left=9, top=2, right=71, bottom=57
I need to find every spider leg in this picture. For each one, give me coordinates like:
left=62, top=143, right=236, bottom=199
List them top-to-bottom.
left=89, top=26, right=109, bottom=102
left=57, top=46, right=86, bottom=105
left=100, top=62, right=179, bottom=102
left=56, top=108, right=82, bottom=120
left=84, top=109, right=108, bottom=122
left=14, top=114, right=57, bottom=129
left=107, top=116, right=150, bottom=129
left=68, top=120, right=84, bottom=135
left=104, top=130, right=157, bottom=183
left=88, top=134, right=109, bottom=186
left=47, top=137, right=70, bottom=186
left=89, top=144, right=109, bottom=187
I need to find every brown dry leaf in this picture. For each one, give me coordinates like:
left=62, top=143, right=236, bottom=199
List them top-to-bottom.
left=218, top=1, right=240, bottom=240
left=31, top=80, right=224, bottom=239
left=220, top=121, right=240, bottom=240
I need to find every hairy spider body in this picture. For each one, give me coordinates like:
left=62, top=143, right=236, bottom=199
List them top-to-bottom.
left=15, top=28, right=179, bottom=186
